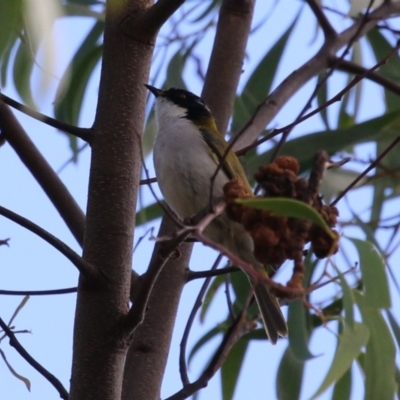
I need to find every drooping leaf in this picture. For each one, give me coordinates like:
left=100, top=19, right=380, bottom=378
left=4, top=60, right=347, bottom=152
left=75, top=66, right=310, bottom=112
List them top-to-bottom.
left=0, top=0, right=21, bottom=63
left=55, top=21, right=104, bottom=156
left=366, top=28, right=400, bottom=112
left=12, top=37, right=37, bottom=107
left=316, top=73, right=330, bottom=129
left=236, top=198, right=333, bottom=235
left=348, top=238, right=390, bottom=309
left=334, top=265, right=355, bottom=329
left=354, top=291, right=397, bottom=400
left=288, top=298, right=314, bottom=361
left=386, top=311, right=400, bottom=351
left=311, top=323, right=369, bottom=399
left=221, top=337, right=249, bottom=400
left=276, top=345, right=304, bottom=400
left=332, top=365, right=352, bottom=400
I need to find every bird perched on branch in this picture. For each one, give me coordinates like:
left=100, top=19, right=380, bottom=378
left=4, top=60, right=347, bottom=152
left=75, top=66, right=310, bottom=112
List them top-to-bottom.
left=145, top=84, right=288, bottom=344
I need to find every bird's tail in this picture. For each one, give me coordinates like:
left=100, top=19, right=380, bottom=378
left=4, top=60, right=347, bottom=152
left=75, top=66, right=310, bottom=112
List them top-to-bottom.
left=252, top=278, right=288, bottom=344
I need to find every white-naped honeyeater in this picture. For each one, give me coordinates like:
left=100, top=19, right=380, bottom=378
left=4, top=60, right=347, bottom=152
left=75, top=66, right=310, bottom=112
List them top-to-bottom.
left=145, top=85, right=288, bottom=344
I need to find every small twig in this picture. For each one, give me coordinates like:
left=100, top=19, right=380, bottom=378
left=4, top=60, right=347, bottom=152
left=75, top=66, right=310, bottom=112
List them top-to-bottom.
left=237, top=41, right=400, bottom=156
left=0, top=94, right=92, bottom=141
left=331, top=136, right=400, bottom=206
left=139, top=177, right=157, bottom=185
left=0, top=205, right=97, bottom=278
left=123, top=229, right=191, bottom=335
left=179, top=255, right=223, bottom=386
left=186, top=266, right=239, bottom=282
left=0, top=287, right=77, bottom=296
left=167, top=291, right=253, bottom=400
left=0, top=318, right=69, bottom=400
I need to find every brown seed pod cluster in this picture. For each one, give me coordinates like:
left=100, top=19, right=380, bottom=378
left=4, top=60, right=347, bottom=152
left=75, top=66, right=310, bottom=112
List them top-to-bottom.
left=224, top=152, right=340, bottom=292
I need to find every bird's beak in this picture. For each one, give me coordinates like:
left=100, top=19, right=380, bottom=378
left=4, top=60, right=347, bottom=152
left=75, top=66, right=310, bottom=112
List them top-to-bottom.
left=144, top=84, right=164, bottom=98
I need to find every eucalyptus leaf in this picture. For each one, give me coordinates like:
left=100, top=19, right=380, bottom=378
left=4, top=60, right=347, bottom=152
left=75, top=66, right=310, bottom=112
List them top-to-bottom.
left=236, top=198, right=333, bottom=235
left=348, top=238, right=390, bottom=309
left=354, top=291, right=397, bottom=400
left=288, top=298, right=315, bottom=361
left=311, top=323, right=369, bottom=399
left=221, top=337, right=249, bottom=400
left=276, top=345, right=304, bottom=400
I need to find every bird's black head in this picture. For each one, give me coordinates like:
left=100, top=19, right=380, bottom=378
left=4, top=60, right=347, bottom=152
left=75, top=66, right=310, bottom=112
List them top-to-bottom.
left=145, top=85, right=212, bottom=122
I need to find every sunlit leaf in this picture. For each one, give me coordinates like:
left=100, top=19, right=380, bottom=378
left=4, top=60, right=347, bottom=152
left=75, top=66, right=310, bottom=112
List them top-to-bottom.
left=237, top=198, right=333, bottom=235
left=348, top=238, right=390, bottom=309
left=288, top=298, right=314, bottom=361
left=311, top=323, right=369, bottom=399
left=221, top=337, right=249, bottom=400
left=276, top=345, right=304, bottom=400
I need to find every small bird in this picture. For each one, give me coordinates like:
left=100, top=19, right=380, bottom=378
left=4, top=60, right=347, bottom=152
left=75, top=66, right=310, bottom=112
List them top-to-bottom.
left=146, top=85, right=288, bottom=344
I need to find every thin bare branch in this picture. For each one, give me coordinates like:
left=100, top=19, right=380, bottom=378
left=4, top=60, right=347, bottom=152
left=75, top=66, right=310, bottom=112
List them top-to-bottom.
left=122, top=0, right=185, bottom=43
left=232, top=0, right=400, bottom=150
left=305, top=0, right=337, bottom=38
left=332, top=56, right=400, bottom=96
left=0, top=94, right=92, bottom=141
left=0, top=103, right=85, bottom=246
left=332, top=136, right=400, bottom=206
left=0, top=205, right=97, bottom=278
left=179, top=255, right=223, bottom=385
left=186, top=266, right=239, bottom=282
left=0, top=287, right=77, bottom=296
left=0, top=318, right=69, bottom=400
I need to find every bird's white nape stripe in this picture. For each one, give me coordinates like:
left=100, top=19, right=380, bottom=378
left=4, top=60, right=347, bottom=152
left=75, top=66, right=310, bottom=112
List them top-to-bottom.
left=155, top=97, right=187, bottom=123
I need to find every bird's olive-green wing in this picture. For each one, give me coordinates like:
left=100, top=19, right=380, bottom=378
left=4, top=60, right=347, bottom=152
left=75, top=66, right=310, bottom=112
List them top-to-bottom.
left=200, top=129, right=253, bottom=194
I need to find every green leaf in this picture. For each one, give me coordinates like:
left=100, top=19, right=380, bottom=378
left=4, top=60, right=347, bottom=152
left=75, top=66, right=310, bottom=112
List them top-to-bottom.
left=0, top=0, right=22, bottom=60
left=232, top=17, right=297, bottom=132
left=55, top=21, right=104, bottom=155
left=366, top=29, right=400, bottom=112
left=12, top=38, right=37, bottom=107
left=163, top=48, right=189, bottom=89
left=316, top=73, right=330, bottom=129
left=247, top=110, right=400, bottom=174
left=236, top=198, right=333, bottom=235
left=135, top=202, right=162, bottom=227
left=348, top=238, right=390, bottom=309
left=335, top=266, right=355, bottom=329
left=230, top=269, right=259, bottom=318
left=200, top=274, right=226, bottom=323
left=354, top=291, right=397, bottom=400
left=288, top=298, right=314, bottom=361
left=386, top=311, right=400, bottom=350
left=311, top=323, right=369, bottom=399
left=188, top=326, right=222, bottom=364
left=221, top=337, right=249, bottom=400
left=276, top=345, right=304, bottom=400
left=332, top=366, right=352, bottom=400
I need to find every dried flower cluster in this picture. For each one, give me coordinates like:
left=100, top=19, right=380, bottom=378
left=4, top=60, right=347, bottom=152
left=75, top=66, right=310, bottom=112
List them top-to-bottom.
left=224, top=152, right=339, bottom=292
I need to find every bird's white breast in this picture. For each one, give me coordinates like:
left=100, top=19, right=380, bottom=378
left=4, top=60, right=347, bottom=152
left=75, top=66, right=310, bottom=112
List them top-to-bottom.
left=153, top=106, right=228, bottom=219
